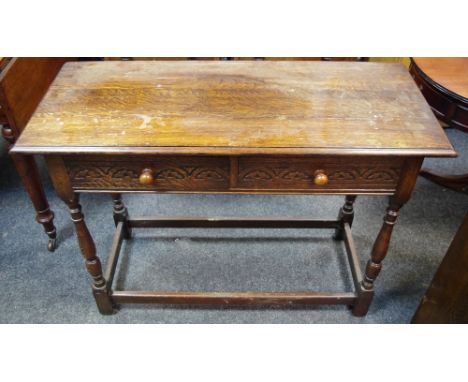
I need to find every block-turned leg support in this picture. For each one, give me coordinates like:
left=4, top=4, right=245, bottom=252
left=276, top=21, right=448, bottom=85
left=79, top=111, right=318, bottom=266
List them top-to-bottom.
left=11, top=154, right=57, bottom=251
left=45, top=156, right=114, bottom=315
left=352, top=158, right=423, bottom=317
left=111, top=193, right=132, bottom=239
left=334, top=195, right=357, bottom=240
left=68, top=197, right=114, bottom=314
left=352, top=204, right=400, bottom=316
left=363, top=206, right=399, bottom=290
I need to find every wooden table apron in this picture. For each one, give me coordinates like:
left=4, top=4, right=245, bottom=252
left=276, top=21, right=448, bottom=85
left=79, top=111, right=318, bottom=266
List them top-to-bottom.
left=10, top=61, right=456, bottom=316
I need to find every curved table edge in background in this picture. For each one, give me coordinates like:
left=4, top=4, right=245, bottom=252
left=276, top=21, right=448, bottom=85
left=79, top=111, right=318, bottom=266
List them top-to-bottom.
left=410, top=58, right=468, bottom=194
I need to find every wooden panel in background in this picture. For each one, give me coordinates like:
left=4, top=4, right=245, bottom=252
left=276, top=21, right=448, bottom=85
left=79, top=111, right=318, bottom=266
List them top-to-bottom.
left=0, top=58, right=69, bottom=136
left=412, top=214, right=468, bottom=323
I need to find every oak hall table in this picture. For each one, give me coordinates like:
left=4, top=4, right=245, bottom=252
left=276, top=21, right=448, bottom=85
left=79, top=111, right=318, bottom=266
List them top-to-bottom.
left=11, top=61, right=456, bottom=316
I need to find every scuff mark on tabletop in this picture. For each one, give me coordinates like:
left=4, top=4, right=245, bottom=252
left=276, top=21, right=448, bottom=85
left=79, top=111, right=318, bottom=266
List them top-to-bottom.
left=134, top=114, right=153, bottom=129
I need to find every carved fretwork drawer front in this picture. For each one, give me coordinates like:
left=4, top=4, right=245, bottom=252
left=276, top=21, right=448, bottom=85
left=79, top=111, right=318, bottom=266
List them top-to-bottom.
left=64, top=155, right=405, bottom=194
left=65, top=156, right=230, bottom=191
left=234, top=156, right=405, bottom=193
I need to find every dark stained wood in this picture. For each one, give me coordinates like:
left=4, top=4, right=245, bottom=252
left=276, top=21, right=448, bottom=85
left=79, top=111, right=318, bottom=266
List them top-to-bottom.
left=0, top=57, right=12, bottom=72
left=104, top=57, right=367, bottom=62
left=321, top=57, right=368, bottom=62
left=0, top=58, right=69, bottom=137
left=1, top=58, right=69, bottom=251
left=410, top=58, right=468, bottom=194
left=410, top=58, right=467, bottom=132
left=11, top=61, right=456, bottom=316
left=12, top=61, right=455, bottom=157
left=14, top=145, right=455, bottom=157
left=10, top=154, right=57, bottom=250
left=62, top=154, right=404, bottom=194
left=64, top=155, right=231, bottom=192
left=45, top=156, right=114, bottom=314
left=229, top=156, right=239, bottom=188
left=235, top=156, right=403, bottom=192
left=353, top=158, right=424, bottom=316
left=393, top=158, right=425, bottom=205
left=418, top=171, right=468, bottom=194
left=111, top=193, right=132, bottom=239
left=69, top=195, right=114, bottom=314
left=334, top=195, right=357, bottom=240
left=362, top=207, right=399, bottom=289
left=101, top=213, right=361, bottom=309
left=412, top=213, right=468, bottom=323
left=128, top=217, right=340, bottom=229
left=342, top=220, right=374, bottom=316
left=104, top=222, right=124, bottom=290
left=343, top=222, right=364, bottom=292
left=111, top=291, right=357, bottom=306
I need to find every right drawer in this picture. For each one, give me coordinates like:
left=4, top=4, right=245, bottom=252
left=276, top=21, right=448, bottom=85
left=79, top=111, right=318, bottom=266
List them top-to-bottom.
left=234, top=156, right=405, bottom=193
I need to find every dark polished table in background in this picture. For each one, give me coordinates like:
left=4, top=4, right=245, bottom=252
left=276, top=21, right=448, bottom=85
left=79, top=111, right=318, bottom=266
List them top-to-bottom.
left=410, top=57, right=468, bottom=194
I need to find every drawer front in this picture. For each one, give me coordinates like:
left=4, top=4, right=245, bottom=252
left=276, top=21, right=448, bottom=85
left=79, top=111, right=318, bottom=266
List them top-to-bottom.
left=65, top=155, right=404, bottom=193
left=65, top=156, right=230, bottom=191
left=235, top=156, right=404, bottom=192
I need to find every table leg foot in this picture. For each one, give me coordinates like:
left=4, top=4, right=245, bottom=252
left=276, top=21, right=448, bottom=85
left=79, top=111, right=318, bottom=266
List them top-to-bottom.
left=47, top=237, right=57, bottom=252
left=93, top=288, right=116, bottom=315
left=352, top=289, right=374, bottom=316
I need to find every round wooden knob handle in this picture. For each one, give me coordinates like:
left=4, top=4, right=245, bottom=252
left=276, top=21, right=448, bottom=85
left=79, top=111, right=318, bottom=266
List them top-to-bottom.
left=139, top=168, right=154, bottom=185
left=314, top=170, right=328, bottom=186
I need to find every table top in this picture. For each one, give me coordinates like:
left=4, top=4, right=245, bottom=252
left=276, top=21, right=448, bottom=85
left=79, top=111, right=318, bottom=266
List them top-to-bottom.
left=413, top=58, right=468, bottom=100
left=13, top=61, right=455, bottom=157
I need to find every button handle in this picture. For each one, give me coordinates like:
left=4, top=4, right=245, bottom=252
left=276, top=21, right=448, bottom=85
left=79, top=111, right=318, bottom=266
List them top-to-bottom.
left=139, top=168, right=154, bottom=185
left=314, top=170, right=328, bottom=186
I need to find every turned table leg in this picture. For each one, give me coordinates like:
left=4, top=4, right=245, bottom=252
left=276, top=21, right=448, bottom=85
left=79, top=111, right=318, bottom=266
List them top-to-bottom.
left=11, top=154, right=57, bottom=251
left=45, top=156, right=114, bottom=314
left=352, top=158, right=423, bottom=316
left=111, top=193, right=132, bottom=239
left=68, top=195, right=114, bottom=314
left=334, top=195, right=357, bottom=240
left=352, top=203, right=401, bottom=316
left=362, top=205, right=400, bottom=290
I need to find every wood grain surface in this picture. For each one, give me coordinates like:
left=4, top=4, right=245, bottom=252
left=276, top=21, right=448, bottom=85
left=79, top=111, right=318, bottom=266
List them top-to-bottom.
left=412, top=57, right=468, bottom=99
left=12, top=61, right=455, bottom=157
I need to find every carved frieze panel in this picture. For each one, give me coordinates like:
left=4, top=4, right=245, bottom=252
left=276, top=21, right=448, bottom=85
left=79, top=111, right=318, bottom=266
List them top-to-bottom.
left=65, top=156, right=230, bottom=190
left=237, top=156, right=403, bottom=190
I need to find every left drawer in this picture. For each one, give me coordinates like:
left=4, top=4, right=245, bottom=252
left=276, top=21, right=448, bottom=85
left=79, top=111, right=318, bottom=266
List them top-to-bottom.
left=64, top=156, right=231, bottom=192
